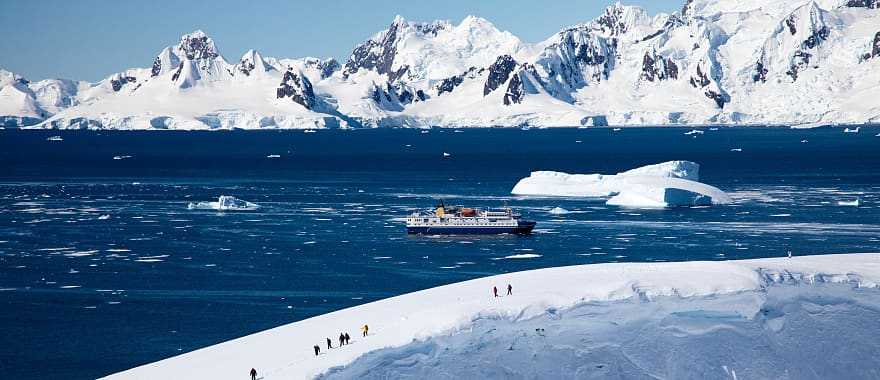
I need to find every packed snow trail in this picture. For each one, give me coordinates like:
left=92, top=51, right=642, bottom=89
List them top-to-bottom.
left=102, top=253, right=880, bottom=379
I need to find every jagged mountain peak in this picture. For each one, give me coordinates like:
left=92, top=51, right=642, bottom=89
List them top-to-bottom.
left=344, top=14, right=525, bottom=83
left=237, top=49, right=273, bottom=76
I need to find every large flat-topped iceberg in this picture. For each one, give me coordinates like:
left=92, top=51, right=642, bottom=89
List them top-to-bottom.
left=511, top=161, right=731, bottom=208
left=103, top=253, right=880, bottom=380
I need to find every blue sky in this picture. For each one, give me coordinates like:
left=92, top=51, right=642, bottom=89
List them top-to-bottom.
left=0, top=0, right=682, bottom=82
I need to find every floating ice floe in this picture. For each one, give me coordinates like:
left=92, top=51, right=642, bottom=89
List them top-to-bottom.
left=843, top=127, right=860, bottom=133
left=303, top=129, right=317, bottom=133
left=684, top=129, right=704, bottom=135
left=46, top=135, right=63, bottom=141
left=730, top=148, right=742, bottom=152
left=443, top=152, right=451, bottom=157
left=266, top=154, right=281, bottom=159
left=113, top=155, right=132, bottom=160
left=511, top=161, right=731, bottom=208
left=187, top=195, right=259, bottom=211
left=837, top=199, right=860, bottom=207
left=548, top=207, right=569, bottom=215
left=97, top=214, right=110, bottom=220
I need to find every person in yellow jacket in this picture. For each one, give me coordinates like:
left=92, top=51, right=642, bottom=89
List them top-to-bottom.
left=361, top=324, right=369, bottom=337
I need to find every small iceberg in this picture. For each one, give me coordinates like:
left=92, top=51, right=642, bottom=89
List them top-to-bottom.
left=843, top=127, right=860, bottom=133
left=612, top=128, right=622, bottom=131
left=303, top=129, right=317, bottom=133
left=684, top=129, right=704, bottom=135
left=46, top=135, right=63, bottom=142
left=801, top=139, right=809, bottom=143
left=730, top=148, right=742, bottom=152
left=443, top=152, right=451, bottom=157
left=266, top=154, right=281, bottom=159
left=113, top=155, right=132, bottom=160
left=187, top=196, right=260, bottom=211
left=838, top=199, right=861, bottom=207
left=548, top=207, right=570, bottom=215
left=97, top=214, right=110, bottom=220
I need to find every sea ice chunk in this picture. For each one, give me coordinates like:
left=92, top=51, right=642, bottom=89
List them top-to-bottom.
left=187, top=195, right=259, bottom=211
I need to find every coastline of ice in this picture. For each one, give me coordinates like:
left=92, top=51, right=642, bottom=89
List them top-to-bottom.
left=511, top=161, right=731, bottom=208
left=187, top=196, right=259, bottom=211
left=102, top=253, right=880, bottom=380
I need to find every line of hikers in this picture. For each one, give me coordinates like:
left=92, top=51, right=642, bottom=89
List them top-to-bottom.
left=249, top=282, right=516, bottom=377
left=493, top=284, right=513, bottom=297
left=312, top=324, right=369, bottom=356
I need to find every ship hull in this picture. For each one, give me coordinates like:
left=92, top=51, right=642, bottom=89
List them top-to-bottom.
left=406, top=221, right=535, bottom=235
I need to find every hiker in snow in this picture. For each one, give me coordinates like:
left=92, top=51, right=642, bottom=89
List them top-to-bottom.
left=787, top=250, right=792, bottom=259
left=507, top=284, right=512, bottom=295
left=493, top=286, right=498, bottom=297
left=362, top=324, right=369, bottom=337
left=339, top=332, right=345, bottom=346
left=344, top=332, right=351, bottom=345
left=326, top=337, right=333, bottom=349
left=313, top=345, right=320, bottom=356
left=250, top=368, right=257, bottom=380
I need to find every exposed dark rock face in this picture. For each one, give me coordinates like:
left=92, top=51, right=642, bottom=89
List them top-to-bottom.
left=846, top=0, right=878, bottom=8
left=594, top=4, right=632, bottom=36
left=640, top=15, right=684, bottom=42
left=784, top=15, right=798, bottom=35
left=343, top=19, right=404, bottom=78
left=785, top=25, right=829, bottom=81
left=530, top=26, right=618, bottom=101
left=863, top=31, right=880, bottom=61
left=179, top=34, right=218, bottom=60
left=641, top=51, right=678, bottom=82
left=483, top=55, right=517, bottom=95
left=151, top=57, right=161, bottom=77
left=317, top=59, right=340, bottom=79
left=753, top=60, right=768, bottom=83
left=237, top=61, right=256, bottom=76
left=171, top=63, right=184, bottom=82
left=689, top=63, right=729, bottom=108
left=689, top=65, right=710, bottom=88
left=436, top=67, right=483, bottom=96
left=276, top=70, right=316, bottom=110
left=503, top=73, right=524, bottom=105
left=110, top=75, right=136, bottom=92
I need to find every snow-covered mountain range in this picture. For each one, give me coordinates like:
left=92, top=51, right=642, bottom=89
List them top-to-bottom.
left=2, top=0, right=879, bottom=129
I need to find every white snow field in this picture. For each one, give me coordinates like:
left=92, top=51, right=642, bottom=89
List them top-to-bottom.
left=4, top=0, right=880, bottom=129
left=511, top=161, right=732, bottom=207
left=103, top=253, right=880, bottom=380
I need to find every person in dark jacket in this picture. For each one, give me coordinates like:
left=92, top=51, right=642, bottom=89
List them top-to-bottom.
left=507, top=284, right=512, bottom=295
left=493, top=286, right=498, bottom=297
left=339, top=332, right=345, bottom=346
left=344, top=332, right=351, bottom=345
left=326, top=337, right=333, bottom=349
left=313, top=345, right=320, bottom=356
left=250, top=368, right=257, bottom=380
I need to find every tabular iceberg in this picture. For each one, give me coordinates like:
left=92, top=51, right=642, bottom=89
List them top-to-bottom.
left=511, top=160, right=731, bottom=208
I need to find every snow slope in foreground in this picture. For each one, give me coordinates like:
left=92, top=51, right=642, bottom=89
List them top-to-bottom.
left=510, top=160, right=732, bottom=207
left=103, top=253, right=880, bottom=380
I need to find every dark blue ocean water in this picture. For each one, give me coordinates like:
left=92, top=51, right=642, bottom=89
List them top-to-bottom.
left=1, top=127, right=879, bottom=379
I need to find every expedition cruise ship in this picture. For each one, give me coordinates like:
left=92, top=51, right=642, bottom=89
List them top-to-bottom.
left=406, top=203, right=536, bottom=235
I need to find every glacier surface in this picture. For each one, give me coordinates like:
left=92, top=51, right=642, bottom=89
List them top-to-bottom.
left=102, top=253, right=880, bottom=380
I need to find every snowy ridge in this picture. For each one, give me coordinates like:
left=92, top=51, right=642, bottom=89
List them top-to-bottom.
left=3, top=0, right=880, bottom=129
left=102, top=253, right=880, bottom=379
